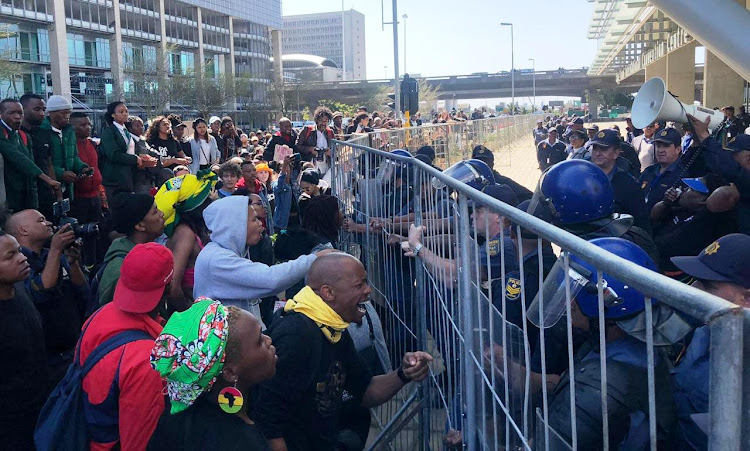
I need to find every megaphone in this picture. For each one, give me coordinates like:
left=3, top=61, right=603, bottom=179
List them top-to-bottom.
left=631, top=77, right=725, bottom=130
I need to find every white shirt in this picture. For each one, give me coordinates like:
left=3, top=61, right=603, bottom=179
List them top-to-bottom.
left=113, top=121, right=136, bottom=155
left=50, top=125, right=63, bottom=141
left=316, top=130, right=328, bottom=149
left=199, top=139, right=211, bottom=165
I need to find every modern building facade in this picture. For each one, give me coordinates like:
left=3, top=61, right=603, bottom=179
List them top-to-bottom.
left=0, top=0, right=282, bottom=126
left=282, top=9, right=366, bottom=80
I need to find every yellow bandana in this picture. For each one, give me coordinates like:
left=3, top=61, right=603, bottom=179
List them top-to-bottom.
left=284, top=286, right=350, bottom=343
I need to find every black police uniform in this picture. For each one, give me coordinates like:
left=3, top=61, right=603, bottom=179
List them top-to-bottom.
left=701, top=135, right=750, bottom=234
left=537, top=140, right=567, bottom=171
left=617, top=141, right=641, bottom=176
left=639, top=160, right=684, bottom=213
left=609, top=167, right=652, bottom=234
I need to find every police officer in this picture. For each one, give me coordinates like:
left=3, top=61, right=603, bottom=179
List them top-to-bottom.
left=688, top=112, right=750, bottom=235
left=561, top=117, right=585, bottom=144
left=586, top=124, right=599, bottom=142
left=610, top=125, right=641, bottom=177
left=639, top=127, right=687, bottom=213
left=536, top=128, right=567, bottom=171
left=566, top=129, right=589, bottom=160
left=588, top=129, right=651, bottom=233
left=471, top=145, right=532, bottom=201
left=530, top=159, right=659, bottom=264
left=472, top=184, right=520, bottom=294
left=670, top=234, right=750, bottom=449
left=532, top=238, right=680, bottom=449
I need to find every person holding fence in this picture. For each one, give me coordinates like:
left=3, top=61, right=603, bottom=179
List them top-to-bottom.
left=670, top=233, right=750, bottom=450
left=519, top=238, right=686, bottom=449
left=253, top=253, right=432, bottom=451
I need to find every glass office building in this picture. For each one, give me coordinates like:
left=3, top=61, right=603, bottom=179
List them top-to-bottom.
left=0, top=0, right=281, bottom=126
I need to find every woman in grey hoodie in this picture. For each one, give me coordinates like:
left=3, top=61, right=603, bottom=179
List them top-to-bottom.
left=193, top=195, right=330, bottom=328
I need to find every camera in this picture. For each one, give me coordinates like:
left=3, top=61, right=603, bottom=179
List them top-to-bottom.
left=315, top=147, right=326, bottom=162
left=52, top=199, right=99, bottom=238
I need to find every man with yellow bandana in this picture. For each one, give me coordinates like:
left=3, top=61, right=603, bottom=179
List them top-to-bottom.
left=253, top=253, right=432, bottom=451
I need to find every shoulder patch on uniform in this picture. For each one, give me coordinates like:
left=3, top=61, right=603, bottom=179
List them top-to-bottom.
left=641, top=181, right=648, bottom=189
left=488, top=239, right=500, bottom=257
left=505, top=278, right=521, bottom=300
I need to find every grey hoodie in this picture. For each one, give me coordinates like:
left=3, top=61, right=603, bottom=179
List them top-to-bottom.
left=194, top=196, right=317, bottom=319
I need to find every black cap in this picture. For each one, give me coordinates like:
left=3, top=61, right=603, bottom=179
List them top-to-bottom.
left=170, top=117, right=186, bottom=128
left=572, top=117, right=584, bottom=125
left=587, top=124, right=599, bottom=131
left=652, top=128, right=681, bottom=146
left=569, top=129, right=587, bottom=141
left=587, top=129, right=621, bottom=148
left=724, top=134, right=750, bottom=153
left=416, top=145, right=436, bottom=163
left=472, top=145, right=494, bottom=162
left=300, top=169, right=321, bottom=185
left=482, top=184, right=518, bottom=208
left=111, top=193, right=155, bottom=235
left=512, top=199, right=552, bottom=239
left=671, top=234, right=750, bottom=288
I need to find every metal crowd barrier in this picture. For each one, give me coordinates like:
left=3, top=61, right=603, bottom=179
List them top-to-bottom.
left=344, top=115, right=539, bottom=169
left=329, top=139, right=748, bottom=451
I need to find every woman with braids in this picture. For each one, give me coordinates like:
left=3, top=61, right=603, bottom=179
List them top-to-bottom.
left=155, top=172, right=218, bottom=311
left=148, top=299, right=277, bottom=450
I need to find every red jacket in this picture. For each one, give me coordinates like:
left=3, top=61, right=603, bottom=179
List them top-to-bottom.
left=75, top=138, right=103, bottom=198
left=78, top=302, right=165, bottom=450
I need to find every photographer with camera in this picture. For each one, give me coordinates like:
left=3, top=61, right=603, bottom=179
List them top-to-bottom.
left=6, top=209, right=88, bottom=386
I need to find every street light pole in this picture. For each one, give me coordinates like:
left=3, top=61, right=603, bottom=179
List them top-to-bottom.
left=341, top=0, right=346, bottom=81
left=391, top=0, right=400, bottom=118
left=402, top=14, right=408, bottom=74
left=501, top=22, right=514, bottom=115
left=529, top=58, right=535, bottom=112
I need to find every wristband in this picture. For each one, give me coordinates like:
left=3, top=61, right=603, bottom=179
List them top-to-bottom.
left=412, top=243, right=423, bottom=257
left=397, top=366, right=411, bottom=384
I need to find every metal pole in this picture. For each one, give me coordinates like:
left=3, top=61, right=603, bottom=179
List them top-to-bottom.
left=341, top=0, right=346, bottom=81
left=392, top=0, right=401, bottom=119
left=402, top=14, right=408, bottom=74
left=501, top=23, right=514, bottom=115
left=529, top=58, right=535, bottom=112
left=413, top=164, right=430, bottom=449
left=457, top=194, right=477, bottom=450
left=709, top=309, right=744, bottom=451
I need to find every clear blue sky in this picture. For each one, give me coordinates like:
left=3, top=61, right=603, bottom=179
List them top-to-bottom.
left=281, top=0, right=599, bottom=80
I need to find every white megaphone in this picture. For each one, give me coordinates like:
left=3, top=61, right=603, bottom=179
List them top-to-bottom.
left=631, top=77, right=725, bottom=130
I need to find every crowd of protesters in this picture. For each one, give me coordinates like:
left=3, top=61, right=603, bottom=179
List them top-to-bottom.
left=1, top=88, right=749, bottom=451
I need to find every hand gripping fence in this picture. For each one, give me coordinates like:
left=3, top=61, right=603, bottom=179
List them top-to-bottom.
left=329, top=125, right=747, bottom=451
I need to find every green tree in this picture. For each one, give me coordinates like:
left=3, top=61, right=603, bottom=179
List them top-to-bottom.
left=596, top=88, right=634, bottom=109
left=317, top=99, right=357, bottom=117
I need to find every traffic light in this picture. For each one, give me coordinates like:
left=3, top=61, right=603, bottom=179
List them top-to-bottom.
left=400, top=74, right=419, bottom=116
left=387, top=92, right=397, bottom=111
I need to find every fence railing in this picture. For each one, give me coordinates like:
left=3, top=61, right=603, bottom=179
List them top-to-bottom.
left=343, top=115, right=539, bottom=169
left=329, top=139, right=748, bottom=451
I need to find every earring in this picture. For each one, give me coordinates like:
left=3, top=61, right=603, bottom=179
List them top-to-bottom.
left=218, top=379, right=243, bottom=414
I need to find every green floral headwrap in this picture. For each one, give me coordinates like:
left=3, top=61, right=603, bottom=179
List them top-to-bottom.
left=150, top=298, right=229, bottom=414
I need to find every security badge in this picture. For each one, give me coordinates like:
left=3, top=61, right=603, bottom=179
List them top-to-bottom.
left=597, top=131, right=605, bottom=138
left=487, top=239, right=500, bottom=257
left=704, top=241, right=720, bottom=255
left=505, top=278, right=521, bottom=300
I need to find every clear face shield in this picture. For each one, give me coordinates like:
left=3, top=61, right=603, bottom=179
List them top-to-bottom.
left=375, top=159, right=404, bottom=185
left=432, top=161, right=483, bottom=190
left=525, top=176, right=556, bottom=223
left=527, top=254, right=589, bottom=329
left=527, top=254, right=625, bottom=329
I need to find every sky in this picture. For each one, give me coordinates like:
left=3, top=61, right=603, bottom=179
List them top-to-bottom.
left=281, top=0, right=600, bottom=106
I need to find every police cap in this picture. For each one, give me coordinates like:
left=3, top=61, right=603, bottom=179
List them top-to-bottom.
left=652, top=128, right=681, bottom=146
left=587, top=129, right=620, bottom=148
left=724, top=134, right=750, bottom=153
left=671, top=234, right=750, bottom=288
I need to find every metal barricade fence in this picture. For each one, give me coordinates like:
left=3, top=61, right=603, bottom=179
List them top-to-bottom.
left=345, top=115, right=539, bottom=169
left=330, top=139, right=748, bottom=451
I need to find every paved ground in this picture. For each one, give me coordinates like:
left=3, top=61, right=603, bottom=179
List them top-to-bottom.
left=492, top=121, right=629, bottom=192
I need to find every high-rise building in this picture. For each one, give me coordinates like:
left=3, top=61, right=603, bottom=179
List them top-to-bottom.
left=0, top=0, right=282, bottom=127
left=282, top=9, right=366, bottom=80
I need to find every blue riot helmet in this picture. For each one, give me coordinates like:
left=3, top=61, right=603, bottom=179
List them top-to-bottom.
left=375, top=149, right=412, bottom=185
left=432, top=159, right=495, bottom=191
left=527, top=159, right=614, bottom=225
left=528, top=237, right=657, bottom=329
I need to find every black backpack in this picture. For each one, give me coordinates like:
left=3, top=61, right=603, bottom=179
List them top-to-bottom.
left=34, top=311, right=152, bottom=451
